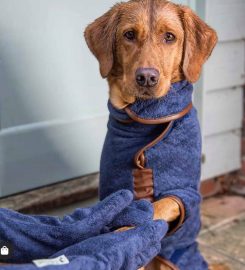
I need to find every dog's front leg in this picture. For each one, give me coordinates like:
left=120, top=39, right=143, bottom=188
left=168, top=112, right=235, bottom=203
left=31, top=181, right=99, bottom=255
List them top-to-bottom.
left=153, top=196, right=185, bottom=234
left=118, top=197, right=184, bottom=270
left=139, top=197, right=184, bottom=270
left=153, top=197, right=181, bottom=223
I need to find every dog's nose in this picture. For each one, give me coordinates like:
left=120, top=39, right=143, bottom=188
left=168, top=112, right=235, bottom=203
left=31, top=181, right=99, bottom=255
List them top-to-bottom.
left=135, top=68, right=160, bottom=87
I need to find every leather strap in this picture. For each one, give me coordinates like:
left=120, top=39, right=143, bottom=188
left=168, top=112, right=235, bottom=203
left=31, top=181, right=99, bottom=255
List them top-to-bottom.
left=115, top=102, right=191, bottom=237
left=125, top=102, right=193, bottom=124
left=132, top=102, right=193, bottom=169
left=131, top=104, right=190, bottom=231
left=134, top=121, right=173, bottom=169
left=133, top=168, right=154, bottom=201
left=155, top=256, right=180, bottom=270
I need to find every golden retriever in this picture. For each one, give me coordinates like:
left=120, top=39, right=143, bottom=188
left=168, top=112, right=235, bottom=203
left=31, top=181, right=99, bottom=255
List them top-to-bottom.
left=85, top=1, right=219, bottom=269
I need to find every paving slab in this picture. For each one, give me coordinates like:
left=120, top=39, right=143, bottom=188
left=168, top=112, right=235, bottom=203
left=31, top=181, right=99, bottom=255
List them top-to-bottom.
left=199, top=195, right=245, bottom=270
left=201, top=195, right=245, bottom=231
left=199, top=214, right=245, bottom=268
left=199, top=216, right=245, bottom=263
left=200, top=243, right=244, bottom=270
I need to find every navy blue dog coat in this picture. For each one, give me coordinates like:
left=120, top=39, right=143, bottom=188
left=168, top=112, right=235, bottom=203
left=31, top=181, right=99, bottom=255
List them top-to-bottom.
left=100, top=80, right=208, bottom=269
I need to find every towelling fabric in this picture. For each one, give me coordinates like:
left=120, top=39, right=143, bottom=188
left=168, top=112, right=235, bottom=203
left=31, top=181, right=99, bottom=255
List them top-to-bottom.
left=100, top=80, right=208, bottom=270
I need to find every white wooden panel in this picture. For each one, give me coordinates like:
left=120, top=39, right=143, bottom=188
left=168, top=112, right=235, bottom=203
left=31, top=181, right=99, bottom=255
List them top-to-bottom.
left=0, top=0, right=116, bottom=128
left=0, top=0, right=117, bottom=197
left=198, top=0, right=243, bottom=180
left=206, top=0, right=245, bottom=42
left=204, top=41, right=245, bottom=91
left=203, top=87, right=243, bottom=136
left=0, top=115, right=107, bottom=197
left=201, top=130, right=241, bottom=180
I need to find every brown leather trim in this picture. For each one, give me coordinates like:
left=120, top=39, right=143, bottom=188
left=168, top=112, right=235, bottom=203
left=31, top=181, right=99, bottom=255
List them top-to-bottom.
left=125, top=102, right=193, bottom=125
left=134, top=122, right=173, bottom=169
left=133, top=168, right=154, bottom=202
left=165, top=196, right=186, bottom=235
left=156, top=256, right=180, bottom=270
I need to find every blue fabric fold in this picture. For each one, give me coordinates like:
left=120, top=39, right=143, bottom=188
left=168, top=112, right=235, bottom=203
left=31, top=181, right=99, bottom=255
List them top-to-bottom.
left=100, top=81, right=207, bottom=269
left=0, top=190, right=152, bottom=264
left=103, top=199, right=154, bottom=232
left=0, top=220, right=168, bottom=270
left=51, top=220, right=168, bottom=269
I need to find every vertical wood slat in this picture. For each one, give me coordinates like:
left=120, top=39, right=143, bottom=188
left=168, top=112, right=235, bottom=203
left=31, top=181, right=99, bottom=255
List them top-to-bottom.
left=196, top=0, right=244, bottom=180
left=206, top=0, right=245, bottom=42
left=203, top=41, right=245, bottom=92
left=203, top=87, right=243, bottom=136
left=202, top=130, right=241, bottom=180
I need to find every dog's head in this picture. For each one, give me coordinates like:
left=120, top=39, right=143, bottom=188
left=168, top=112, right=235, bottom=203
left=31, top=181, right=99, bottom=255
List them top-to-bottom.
left=85, top=0, right=217, bottom=108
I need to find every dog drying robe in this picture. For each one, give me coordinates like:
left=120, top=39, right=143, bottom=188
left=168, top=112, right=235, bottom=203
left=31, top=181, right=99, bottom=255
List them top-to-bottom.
left=100, top=80, right=208, bottom=270
left=0, top=190, right=168, bottom=270
left=0, top=190, right=157, bottom=264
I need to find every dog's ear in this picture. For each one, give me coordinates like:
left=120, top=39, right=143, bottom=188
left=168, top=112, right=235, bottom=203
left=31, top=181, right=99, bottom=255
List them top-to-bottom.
left=84, top=5, right=120, bottom=78
left=181, top=6, right=218, bottom=83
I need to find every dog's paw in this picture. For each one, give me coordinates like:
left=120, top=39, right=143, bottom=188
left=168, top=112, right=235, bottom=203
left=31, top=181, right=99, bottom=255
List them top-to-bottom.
left=209, top=264, right=231, bottom=270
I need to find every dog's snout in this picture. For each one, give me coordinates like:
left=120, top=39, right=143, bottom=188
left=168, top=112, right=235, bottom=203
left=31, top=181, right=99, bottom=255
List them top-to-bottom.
left=135, top=68, right=160, bottom=87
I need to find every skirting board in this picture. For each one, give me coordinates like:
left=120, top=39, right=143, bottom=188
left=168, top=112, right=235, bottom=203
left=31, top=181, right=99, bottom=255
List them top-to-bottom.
left=0, top=115, right=108, bottom=197
left=0, top=173, right=239, bottom=214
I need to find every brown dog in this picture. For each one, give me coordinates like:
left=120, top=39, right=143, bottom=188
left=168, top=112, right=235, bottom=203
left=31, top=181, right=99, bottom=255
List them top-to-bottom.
left=85, top=0, right=217, bottom=109
left=85, top=1, right=217, bottom=269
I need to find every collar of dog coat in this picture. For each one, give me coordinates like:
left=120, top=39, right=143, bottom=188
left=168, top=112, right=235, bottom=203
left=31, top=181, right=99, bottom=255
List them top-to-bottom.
left=108, top=80, right=193, bottom=124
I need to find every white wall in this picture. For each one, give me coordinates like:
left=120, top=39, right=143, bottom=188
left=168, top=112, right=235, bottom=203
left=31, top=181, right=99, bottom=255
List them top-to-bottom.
left=0, top=0, right=116, bottom=196
left=197, top=0, right=245, bottom=180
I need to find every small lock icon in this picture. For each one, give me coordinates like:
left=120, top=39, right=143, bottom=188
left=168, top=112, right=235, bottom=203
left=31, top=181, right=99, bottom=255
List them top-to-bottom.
left=1, top=246, right=9, bottom=256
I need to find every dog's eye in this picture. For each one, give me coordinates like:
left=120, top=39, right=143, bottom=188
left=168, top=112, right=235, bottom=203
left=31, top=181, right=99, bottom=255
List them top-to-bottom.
left=124, top=31, right=136, bottom=41
left=164, top=32, right=176, bottom=43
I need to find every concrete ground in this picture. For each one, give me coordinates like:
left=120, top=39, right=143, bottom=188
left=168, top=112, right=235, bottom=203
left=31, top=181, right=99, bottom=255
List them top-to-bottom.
left=43, top=195, right=245, bottom=269
left=199, top=195, right=245, bottom=270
